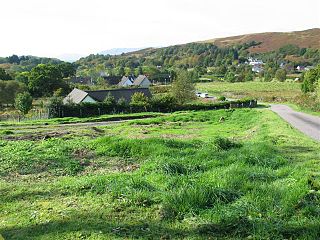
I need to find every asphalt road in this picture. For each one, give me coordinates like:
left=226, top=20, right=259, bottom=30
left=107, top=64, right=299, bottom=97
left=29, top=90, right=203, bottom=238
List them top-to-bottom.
left=270, top=105, right=320, bottom=141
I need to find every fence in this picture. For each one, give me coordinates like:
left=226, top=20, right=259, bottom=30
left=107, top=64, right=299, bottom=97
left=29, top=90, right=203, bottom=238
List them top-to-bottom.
left=0, top=110, right=49, bottom=122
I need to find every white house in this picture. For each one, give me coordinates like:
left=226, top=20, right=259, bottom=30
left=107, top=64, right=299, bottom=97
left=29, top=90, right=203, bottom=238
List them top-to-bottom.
left=248, top=57, right=263, bottom=66
left=252, top=65, right=263, bottom=73
left=132, top=75, right=151, bottom=87
left=118, top=76, right=134, bottom=87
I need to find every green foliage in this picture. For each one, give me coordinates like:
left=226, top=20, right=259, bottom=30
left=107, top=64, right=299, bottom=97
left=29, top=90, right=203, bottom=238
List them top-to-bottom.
left=279, top=44, right=301, bottom=55
left=57, top=62, right=76, bottom=78
left=28, top=64, right=69, bottom=97
left=301, top=65, right=320, bottom=93
left=0, top=67, right=12, bottom=80
left=275, top=69, right=287, bottom=82
left=171, top=70, right=196, bottom=104
left=224, top=70, right=236, bottom=82
left=15, top=71, right=30, bottom=85
left=0, top=80, right=26, bottom=106
left=14, top=92, right=33, bottom=115
left=130, top=92, right=150, bottom=112
left=149, top=94, right=177, bottom=112
left=47, top=96, right=63, bottom=118
left=217, top=96, right=226, bottom=101
left=0, top=109, right=320, bottom=239
left=213, top=137, right=241, bottom=150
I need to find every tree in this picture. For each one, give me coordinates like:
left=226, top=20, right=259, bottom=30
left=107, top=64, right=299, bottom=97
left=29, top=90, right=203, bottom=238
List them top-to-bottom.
left=7, top=54, right=20, bottom=64
left=57, top=62, right=76, bottom=78
left=28, top=64, right=67, bottom=97
left=301, top=65, right=320, bottom=93
left=137, top=66, right=143, bottom=75
left=118, top=67, right=125, bottom=76
left=0, top=68, right=12, bottom=80
left=275, top=69, right=287, bottom=82
left=171, top=70, right=196, bottom=104
left=224, top=70, right=236, bottom=82
left=15, top=72, right=30, bottom=85
left=0, top=80, right=26, bottom=106
left=15, top=92, right=33, bottom=115
left=130, top=92, right=150, bottom=111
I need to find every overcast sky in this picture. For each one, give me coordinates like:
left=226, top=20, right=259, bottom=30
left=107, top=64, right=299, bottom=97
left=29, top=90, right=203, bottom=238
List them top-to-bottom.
left=1, top=0, right=319, bottom=58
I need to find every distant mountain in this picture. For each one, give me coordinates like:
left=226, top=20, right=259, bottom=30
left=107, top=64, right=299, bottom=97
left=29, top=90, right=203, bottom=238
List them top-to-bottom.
left=201, top=28, right=320, bottom=53
left=99, top=48, right=144, bottom=56
left=56, top=53, right=85, bottom=62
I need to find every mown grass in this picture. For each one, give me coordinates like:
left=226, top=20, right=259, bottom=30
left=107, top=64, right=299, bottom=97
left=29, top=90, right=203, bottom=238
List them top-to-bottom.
left=197, top=81, right=302, bottom=102
left=0, top=109, right=319, bottom=239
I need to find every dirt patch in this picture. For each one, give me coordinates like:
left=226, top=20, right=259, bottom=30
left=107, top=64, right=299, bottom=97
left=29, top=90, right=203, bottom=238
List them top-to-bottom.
left=2, top=131, right=71, bottom=141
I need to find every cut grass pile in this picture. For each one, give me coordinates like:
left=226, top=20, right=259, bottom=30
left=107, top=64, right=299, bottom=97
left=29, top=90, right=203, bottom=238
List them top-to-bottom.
left=0, top=109, right=319, bottom=239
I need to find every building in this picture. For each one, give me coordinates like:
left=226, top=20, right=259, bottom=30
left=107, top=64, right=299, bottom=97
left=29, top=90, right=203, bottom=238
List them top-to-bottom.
left=252, top=65, right=263, bottom=73
left=132, top=75, right=151, bottom=87
left=118, top=76, right=134, bottom=87
left=69, top=77, right=93, bottom=85
left=63, top=88, right=152, bottom=104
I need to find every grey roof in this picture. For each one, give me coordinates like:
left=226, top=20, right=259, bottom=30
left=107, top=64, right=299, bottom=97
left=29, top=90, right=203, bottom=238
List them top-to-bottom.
left=133, top=75, right=150, bottom=86
left=118, top=76, right=134, bottom=86
left=69, top=77, right=92, bottom=85
left=63, top=88, right=88, bottom=104
left=64, top=88, right=152, bottom=104
left=87, top=88, right=152, bottom=102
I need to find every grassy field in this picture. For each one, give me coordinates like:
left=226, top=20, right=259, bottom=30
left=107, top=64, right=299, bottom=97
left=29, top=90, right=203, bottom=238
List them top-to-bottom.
left=197, top=81, right=302, bottom=102
left=0, top=109, right=320, bottom=239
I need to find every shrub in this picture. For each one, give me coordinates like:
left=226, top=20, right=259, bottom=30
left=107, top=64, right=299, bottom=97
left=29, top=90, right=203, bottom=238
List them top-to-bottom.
left=14, top=92, right=33, bottom=115
left=130, top=92, right=150, bottom=112
left=217, top=96, right=226, bottom=101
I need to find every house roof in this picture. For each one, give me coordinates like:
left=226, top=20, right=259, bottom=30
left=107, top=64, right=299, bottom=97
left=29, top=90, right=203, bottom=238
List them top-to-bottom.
left=133, top=75, right=149, bottom=86
left=103, top=76, right=121, bottom=85
left=118, top=76, right=134, bottom=86
left=69, top=77, right=92, bottom=85
left=63, top=88, right=88, bottom=104
left=64, top=88, right=152, bottom=104
left=86, top=88, right=152, bottom=102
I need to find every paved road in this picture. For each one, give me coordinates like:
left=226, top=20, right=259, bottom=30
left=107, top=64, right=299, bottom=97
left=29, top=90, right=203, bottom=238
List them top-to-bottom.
left=270, top=105, right=320, bottom=141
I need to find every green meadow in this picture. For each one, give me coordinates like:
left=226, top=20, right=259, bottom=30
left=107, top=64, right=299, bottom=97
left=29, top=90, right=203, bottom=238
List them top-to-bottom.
left=197, top=81, right=302, bottom=102
left=0, top=109, right=319, bottom=239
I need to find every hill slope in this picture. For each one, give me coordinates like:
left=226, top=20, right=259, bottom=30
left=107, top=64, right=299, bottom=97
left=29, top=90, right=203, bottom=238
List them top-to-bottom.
left=201, top=28, right=320, bottom=53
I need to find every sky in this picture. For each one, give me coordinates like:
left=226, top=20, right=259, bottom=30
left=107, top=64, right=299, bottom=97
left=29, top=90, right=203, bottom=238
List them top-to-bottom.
left=1, top=0, right=319, bottom=59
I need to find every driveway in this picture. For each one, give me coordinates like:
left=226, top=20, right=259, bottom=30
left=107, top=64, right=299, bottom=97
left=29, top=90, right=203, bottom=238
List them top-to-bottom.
left=270, top=105, right=320, bottom=141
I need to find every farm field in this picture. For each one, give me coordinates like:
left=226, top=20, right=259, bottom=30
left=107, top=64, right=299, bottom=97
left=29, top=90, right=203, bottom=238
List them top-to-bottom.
left=197, top=81, right=302, bottom=102
left=1, top=108, right=320, bottom=239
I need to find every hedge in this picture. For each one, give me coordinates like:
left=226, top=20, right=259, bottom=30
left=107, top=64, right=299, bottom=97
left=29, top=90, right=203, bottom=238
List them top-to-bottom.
left=48, top=98, right=257, bottom=118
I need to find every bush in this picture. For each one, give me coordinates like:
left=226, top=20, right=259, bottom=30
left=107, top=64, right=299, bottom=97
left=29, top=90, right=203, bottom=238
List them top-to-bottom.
left=14, top=92, right=33, bottom=115
left=130, top=92, right=150, bottom=112
left=217, top=96, right=226, bottom=101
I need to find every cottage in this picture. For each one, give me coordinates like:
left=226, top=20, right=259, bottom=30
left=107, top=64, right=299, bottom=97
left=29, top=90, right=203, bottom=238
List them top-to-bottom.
left=252, top=65, right=263, bottom=73
left=132, top=75, right=151, bottom=87
left=118, top=76, right=134, bottom=87
left=69, top=77, right=93, bottom=85
left=63, top=88, right=152, bottom=104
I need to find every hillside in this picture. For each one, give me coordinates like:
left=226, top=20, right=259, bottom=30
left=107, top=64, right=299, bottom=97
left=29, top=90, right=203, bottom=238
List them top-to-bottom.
left=201, top=28, right=320, bottom=53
